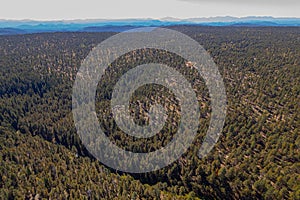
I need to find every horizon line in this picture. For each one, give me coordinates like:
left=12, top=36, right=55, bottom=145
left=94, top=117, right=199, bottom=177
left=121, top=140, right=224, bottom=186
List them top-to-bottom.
left=1, top=16, right=300, bottom=22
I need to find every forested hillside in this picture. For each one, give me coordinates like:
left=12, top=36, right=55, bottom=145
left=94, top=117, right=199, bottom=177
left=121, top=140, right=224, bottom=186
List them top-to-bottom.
left=0, top=27, right=299, bottom=199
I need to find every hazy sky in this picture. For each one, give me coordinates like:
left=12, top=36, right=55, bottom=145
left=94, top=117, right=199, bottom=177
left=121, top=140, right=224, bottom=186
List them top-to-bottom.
left=1, top=0, right=299, bottom=20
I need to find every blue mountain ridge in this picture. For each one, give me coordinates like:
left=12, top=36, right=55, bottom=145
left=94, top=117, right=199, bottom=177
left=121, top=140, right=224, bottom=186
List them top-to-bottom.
left=0, top=17, right=299, bottom=35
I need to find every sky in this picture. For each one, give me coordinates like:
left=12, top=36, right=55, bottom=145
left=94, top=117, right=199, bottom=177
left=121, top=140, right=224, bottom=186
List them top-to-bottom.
left=0, top=0, right=299, bottom=20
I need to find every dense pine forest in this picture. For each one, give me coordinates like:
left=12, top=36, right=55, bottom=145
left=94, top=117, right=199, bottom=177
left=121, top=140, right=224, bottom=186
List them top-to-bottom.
left=0, top=26, right=299, bottom=199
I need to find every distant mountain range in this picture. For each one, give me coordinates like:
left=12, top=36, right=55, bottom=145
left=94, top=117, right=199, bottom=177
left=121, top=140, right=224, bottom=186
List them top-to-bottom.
left=0, top=16, right=299, bottom=35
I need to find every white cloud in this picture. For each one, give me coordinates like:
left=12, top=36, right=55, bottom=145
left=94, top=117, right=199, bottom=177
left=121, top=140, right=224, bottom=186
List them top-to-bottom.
left=0, top=0, right=299, bottom=20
